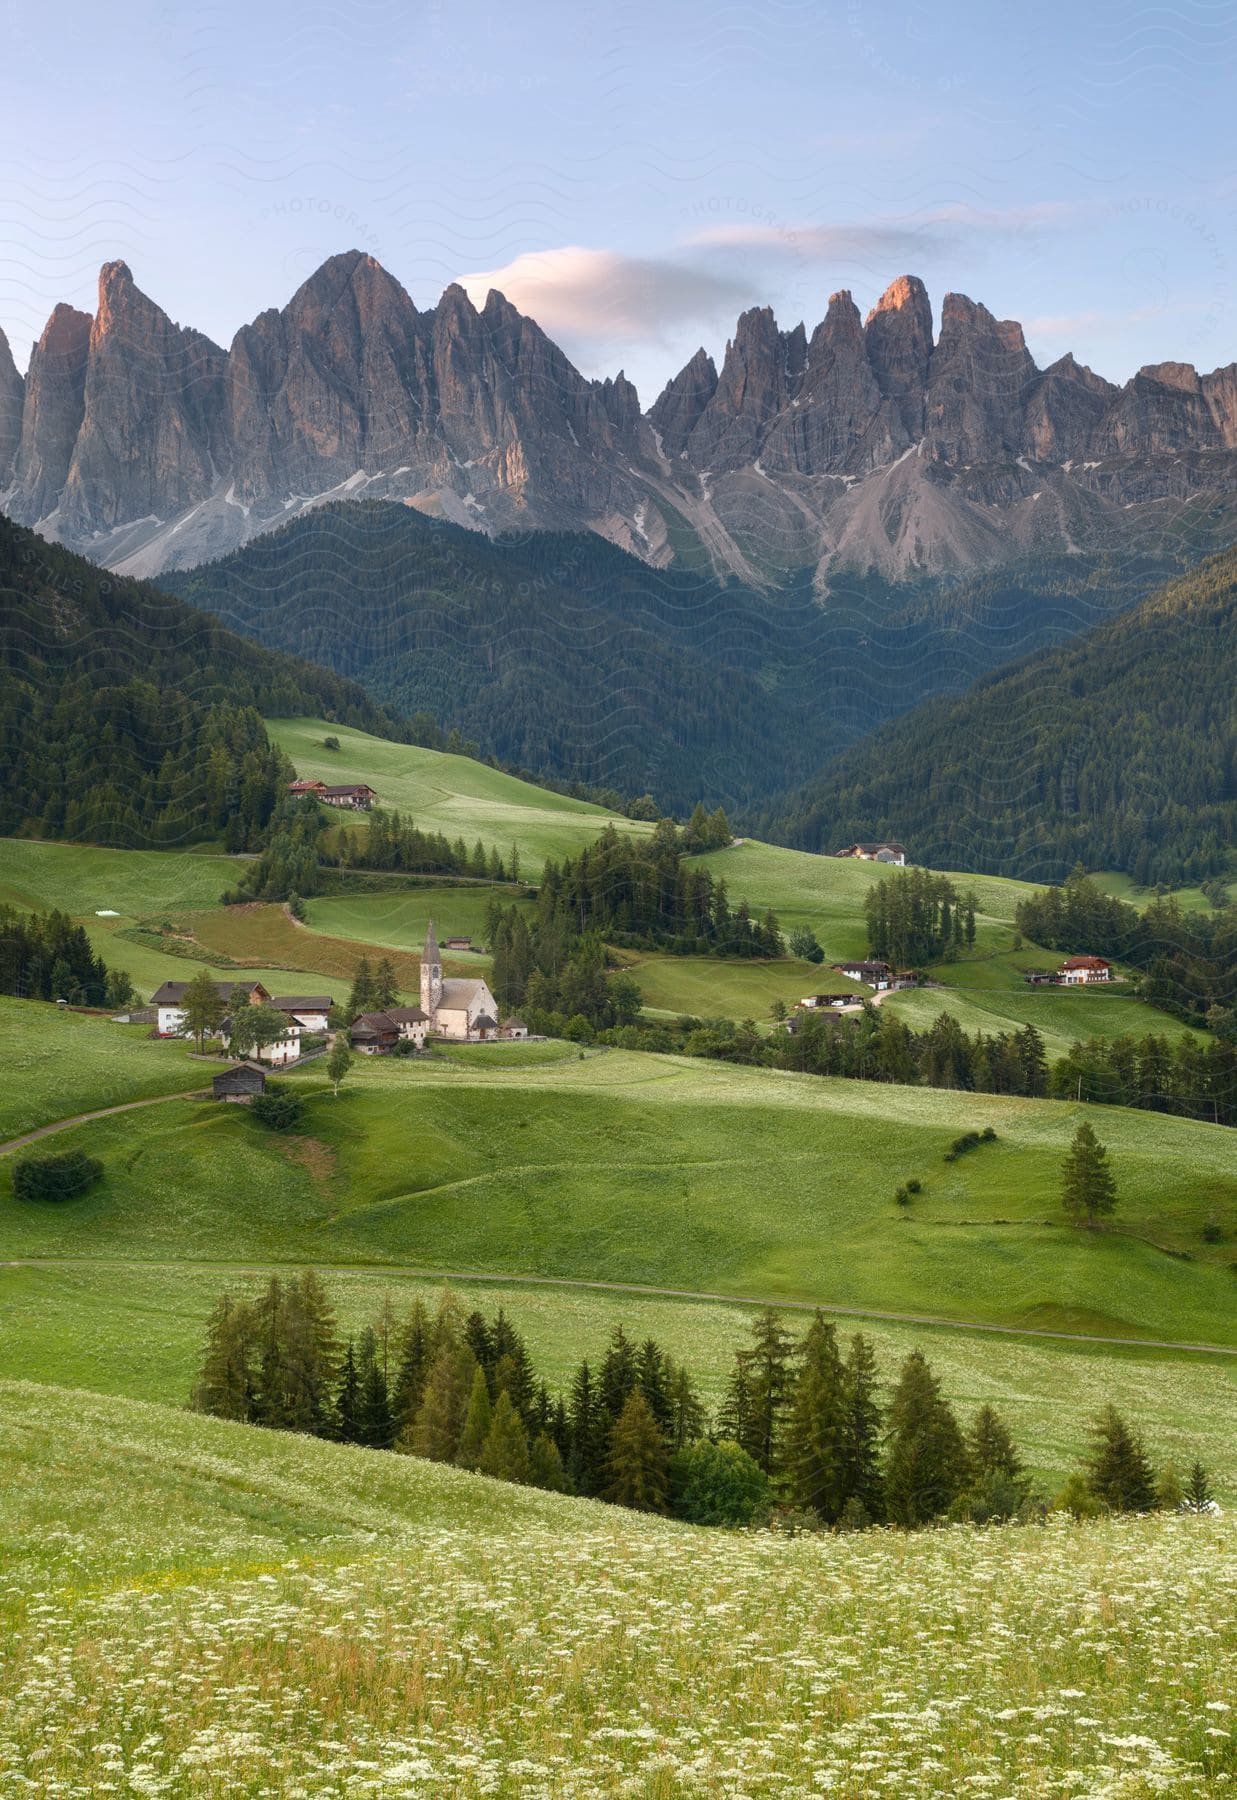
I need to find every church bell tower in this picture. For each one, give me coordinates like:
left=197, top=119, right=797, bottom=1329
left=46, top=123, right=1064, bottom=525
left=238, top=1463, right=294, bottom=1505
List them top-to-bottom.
left=421, top=918, right=442, bottom=1016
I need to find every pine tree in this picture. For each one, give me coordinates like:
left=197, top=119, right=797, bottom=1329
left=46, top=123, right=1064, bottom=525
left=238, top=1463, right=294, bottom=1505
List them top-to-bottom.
left=346, top=956, right=375, bottom=1019
left=372, top=957, right=399, bottom=1011
left=1061, top=1120, right=1119, bottom=1227
left=281, top=1269, right=340, bottom=1434
left=250, top=1275, right=289, bottom=1429
left=191, top=1294, right=256, bottom=1420
left=391, top=1301, right=431, bottom=1436
left=744, top=1308, right=796, bottom=1476
left=490, top=1312, right=537, bottom=1421
left=781, top=1314, right=849, bottom=1523
left=599, top=1326, right=639, bottom=1421
left=356, top=1330, right=395, bottom=1449
left=841, top=1335, right=884, bottom=1522
left=635, top=1338, right=673, bottom=1434
left=334, top=1340, right=363, bottom=1443
left=407, top=1343, right=477, bottom=1462
left=884, top=1350, right=968, bottom=1526
left=715, top=1354, right=756, bottom=1457
left=567, top=1360, right=609, bottom=1497
left=666, top=1362, right=707, bottom=1452
left=455, top=1364, right=494, bottom=1470
left=604, top=1389, right=670, bottom=1513
left=479, top=1390, right=531, bottom=1484
left=965, top=1405, right=1020, bottom=1478
left=1085, top=1405, right=1158, bottom=1513
left=529, top=1431, right=571, bottom=1493
left=1183, top=1460, right=1214, bottom=1513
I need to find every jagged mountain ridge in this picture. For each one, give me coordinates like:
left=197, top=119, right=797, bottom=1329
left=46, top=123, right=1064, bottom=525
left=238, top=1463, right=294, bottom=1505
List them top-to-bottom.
left=3, top=255, right=1237, bottom=581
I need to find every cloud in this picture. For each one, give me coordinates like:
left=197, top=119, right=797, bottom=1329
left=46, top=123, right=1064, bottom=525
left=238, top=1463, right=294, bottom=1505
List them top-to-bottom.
left=685, top=202, right=1085, bottom=264
left=456, top=246, right=754, bottom=347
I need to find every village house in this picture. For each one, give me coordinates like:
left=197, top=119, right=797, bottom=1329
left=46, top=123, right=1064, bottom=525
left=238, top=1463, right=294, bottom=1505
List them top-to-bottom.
left=288, top=778, right=327, bottom=797
left=319, top=783, right=377, bottom=810
left=833, top=843, right=908, bottom=866
left=1058, top=955, right=1113, bottom=985
left=831, top=960, right=893, bottom=990
left=150, top=979, right=270, bottom=1037
left=269, top=995, right=333, bottom=1033
left=218, top=1013, right=303, bottom=1066
left=211, top=1062, right=266, bottom=1104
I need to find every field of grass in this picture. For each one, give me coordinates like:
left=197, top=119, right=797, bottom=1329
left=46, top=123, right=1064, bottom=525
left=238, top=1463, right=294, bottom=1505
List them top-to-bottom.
left=268, top=717, right=655, bottom=867
left=0, top=838, right=235, bottom=915
left=624, top=950, right=865, bottom=1020
left=886, top=979, right=1203, bottom=1061
left=0, top=997, right=206, bottom=1139
left=4, top=1044, right=1233, bottom=1346
left=1, top=1258, right=1233, bottom=1492
left=2, top=1382, right=1232, bottom=1796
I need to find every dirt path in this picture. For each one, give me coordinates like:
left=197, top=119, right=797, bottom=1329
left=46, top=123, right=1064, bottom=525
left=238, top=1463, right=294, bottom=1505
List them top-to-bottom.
left=0, top=1091, right=207, bottom=1158
left=0, top=1253, right=1231, bottom=1357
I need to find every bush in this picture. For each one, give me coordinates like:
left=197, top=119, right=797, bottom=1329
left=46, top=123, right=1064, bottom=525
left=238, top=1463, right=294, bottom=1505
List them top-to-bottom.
left=322, top=735, right=341, bottom=751
left=250, top=1086, right=305, bottom=1131
left=946, top=1129, right=997, bottom=1163
left=12, top=1149, right=103, bottom=1202
left=906, top=1178, right=922, bottom=1194
left=894, top=1186, right=911, bottom=1207
left=670, top=1440, right=770, bottom=1527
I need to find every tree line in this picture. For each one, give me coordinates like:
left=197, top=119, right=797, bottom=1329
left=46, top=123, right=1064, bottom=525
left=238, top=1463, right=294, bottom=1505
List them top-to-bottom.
left=865, top=868, right=978, bottom=966
left=1015, top=873, right=1236, bottom=1029
left=0, top=905, right=133, bottom=1008
left=192, top=1279, right=1217, bottom=1528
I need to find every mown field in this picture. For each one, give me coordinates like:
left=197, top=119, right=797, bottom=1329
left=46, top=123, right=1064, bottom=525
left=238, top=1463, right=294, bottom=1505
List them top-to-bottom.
left=268, top=716, right=654, bottom=866
left=0, top=997, right=205, bottom=1139
left=4, top=1028, right=1233, bottom=1347
left=1, top=1382, right=1232, bottom=1797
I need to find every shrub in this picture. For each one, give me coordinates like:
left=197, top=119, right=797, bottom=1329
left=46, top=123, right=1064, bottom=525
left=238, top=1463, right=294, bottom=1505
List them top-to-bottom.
left=322, top=735, right=341, bottom=751
left=250, top=1086, right=305, bottom=1132
left=946, top=1129, right=997, bottom=1162
left=12, top=1149, right=103, bottom=1202
left=906, top=1178, right=922, bottom=1194
left=894, top=1186, right=911, bottom=1207
left=671, top=1441, right=770, bottom=1527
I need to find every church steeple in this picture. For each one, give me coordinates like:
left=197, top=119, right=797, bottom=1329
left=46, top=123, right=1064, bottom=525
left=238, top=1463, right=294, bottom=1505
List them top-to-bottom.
left=421, top=917, right=442, bottom=1015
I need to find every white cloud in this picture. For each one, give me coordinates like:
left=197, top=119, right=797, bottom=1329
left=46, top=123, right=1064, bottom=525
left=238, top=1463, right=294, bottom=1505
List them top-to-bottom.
left=685, top=202, right=1085, bottom=263
left=456, top=246, right=754, bottom=347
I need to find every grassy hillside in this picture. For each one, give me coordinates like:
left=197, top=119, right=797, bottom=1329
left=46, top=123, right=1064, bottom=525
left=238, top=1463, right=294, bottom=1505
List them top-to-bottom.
left=269, top=716, right=652, bottom=866
left=0, top=998, right=204, bottom=1138
left=4, top=1039, right=1233, bottom=1345
left=2, top=1382, right=1232, bottom=1795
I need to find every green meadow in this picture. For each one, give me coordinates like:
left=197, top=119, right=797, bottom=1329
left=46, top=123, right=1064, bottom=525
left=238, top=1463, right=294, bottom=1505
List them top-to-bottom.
left=268, top=715, right=655, bottom=865
left=0, top=997, right=204, bottom=1138
left=4, top=1030, right=1233, bottom=1347
left=1, top=1382, right=1232, bottom=1796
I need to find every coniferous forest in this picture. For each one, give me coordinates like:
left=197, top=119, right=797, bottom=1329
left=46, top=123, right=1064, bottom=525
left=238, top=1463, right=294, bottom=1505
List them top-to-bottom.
left=766, top=547, right=1237, bottom=885
left=192, top=1277, right=1210, bottom=1529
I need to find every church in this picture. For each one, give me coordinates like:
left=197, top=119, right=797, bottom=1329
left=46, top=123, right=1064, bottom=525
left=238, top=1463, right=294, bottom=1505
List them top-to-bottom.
left=420, top=918, right=504, bottom=1041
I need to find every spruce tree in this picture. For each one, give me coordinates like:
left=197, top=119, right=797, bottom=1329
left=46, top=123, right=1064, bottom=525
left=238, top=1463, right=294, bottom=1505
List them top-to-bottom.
left=346, top=956, right=375, bottom=1019
left=372, top=957, right=399, bottom=1011
left=1061, top=1120, right=1118, bottom=1227
left=282, top=1269, right=340, bottom=1435
left=391, top=1301, right=431, bottom=1436
left=744, top=1308, right=796, bottom=1476
left=490, top=1312, right=537, bottom=1421
left=781, top=1314, right=849, bottom=1523
left=599, top=1326, right=639, bottom=1421
left=356, top=1330, right=395, bottom=1449
left=635, top=1338, right=673, bottom=1435
left=334, top=1340, right=363, bottom=1443
left=884, top=1350, right=968, bottom=1526
left=567, top=1360, right=609, bottom=1497
left=666, top=1362, right=707, bottom=1452
left=455, top=1364, right=494, bottom=1470
left=604, top=1389, right=670, bottom=1513
left=479, top=1390, right=531, bottom=1484
left=966, top=1405, right=1024, bottom=1481
left=1085, top=1405, right=1158, bottom=1513
left=529, top=1431, right=571, bottom=1493
left=1183, top=1460, right=1213, bottom=1513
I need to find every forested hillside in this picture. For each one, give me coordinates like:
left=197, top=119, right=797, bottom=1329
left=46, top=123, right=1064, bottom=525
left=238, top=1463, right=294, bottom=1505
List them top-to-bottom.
left=170, top=502, right=1182, bottom=817
left=0, top=516, right=398, bottom=848
left=766, top=548, right=1237, bottom=885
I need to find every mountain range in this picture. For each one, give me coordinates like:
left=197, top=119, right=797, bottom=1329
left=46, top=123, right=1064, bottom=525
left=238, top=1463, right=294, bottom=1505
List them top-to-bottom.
left=4, top=254, right=1237, bottom=582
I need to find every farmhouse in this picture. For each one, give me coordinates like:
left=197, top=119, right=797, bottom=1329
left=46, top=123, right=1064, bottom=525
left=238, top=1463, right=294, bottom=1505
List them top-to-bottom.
left=288, top=778, right=327, bottom=797
left=319, top=783, right=377, bottom=810
left=833, top=843, right=907, bottom=866
left=1058, top=955, right=1113, bottom=985
left=831, top=960, right=893, bottom=990
left=150, top=979, right=270, bottom=1036
left=269, top=995, right=333, bottom=1033
left=218, top=1013, right=302, bottom=1066
left=211, top=1062, right=266, bottom=1104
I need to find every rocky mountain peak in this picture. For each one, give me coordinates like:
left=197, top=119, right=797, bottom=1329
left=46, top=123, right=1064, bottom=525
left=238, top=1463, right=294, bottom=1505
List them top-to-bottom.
left=864, top=274, right=933, bottom=439
left=0, top=326, right=25, bottom=485
left=647, top=347, right=718, bottom=459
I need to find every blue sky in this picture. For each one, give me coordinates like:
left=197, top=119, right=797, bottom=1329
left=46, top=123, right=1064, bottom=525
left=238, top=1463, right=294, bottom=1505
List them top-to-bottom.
left=2, top=0, right=1234, bottom=402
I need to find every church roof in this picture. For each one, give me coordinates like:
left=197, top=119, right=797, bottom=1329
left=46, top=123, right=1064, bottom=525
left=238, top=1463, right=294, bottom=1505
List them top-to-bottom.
left=423, top=918, right=439, bottom=964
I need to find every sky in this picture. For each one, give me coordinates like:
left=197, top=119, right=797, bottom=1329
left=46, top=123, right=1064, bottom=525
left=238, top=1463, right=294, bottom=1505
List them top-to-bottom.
left=2, top=0, right=1235, bottom=405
